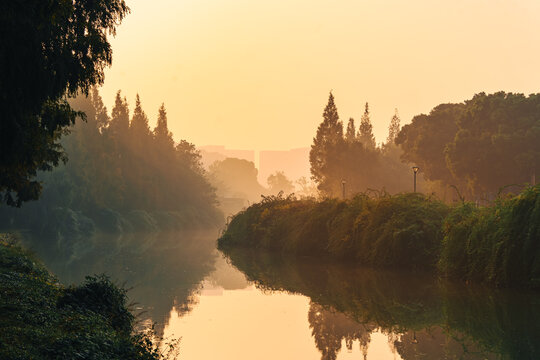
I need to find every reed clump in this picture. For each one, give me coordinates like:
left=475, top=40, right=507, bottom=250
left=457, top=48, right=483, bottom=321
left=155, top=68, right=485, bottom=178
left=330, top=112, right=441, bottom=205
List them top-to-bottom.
left=219, top=184, right=540, bottom=288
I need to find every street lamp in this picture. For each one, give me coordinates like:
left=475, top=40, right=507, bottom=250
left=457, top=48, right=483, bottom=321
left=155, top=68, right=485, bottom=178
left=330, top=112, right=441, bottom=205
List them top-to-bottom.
left=412, top=166, right=420, bottom=193
left=341, top=179, right=346, bottom=199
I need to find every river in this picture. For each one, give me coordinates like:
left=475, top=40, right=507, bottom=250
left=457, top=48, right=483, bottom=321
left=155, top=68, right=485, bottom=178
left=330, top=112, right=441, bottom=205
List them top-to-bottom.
left=20, top=230, right=540, bottom=360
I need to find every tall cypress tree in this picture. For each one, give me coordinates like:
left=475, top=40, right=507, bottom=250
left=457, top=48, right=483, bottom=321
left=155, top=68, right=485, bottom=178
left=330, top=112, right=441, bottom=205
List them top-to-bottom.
left=91, top=87, right=110, bottom=131
left=109, top=90, right=130, bottom=138
left=310, top=92, right=344, bottom=186
left=125, top=94, right=152, bottom=208
left=130, top=94, right=151, bottom=141
left=358, top=102, right=376, bottom=148
left=153, top=103, right=174, bottom=150
left=386, top=108, right=401, bottom=145
left=345, top=118, right=356, bottom=142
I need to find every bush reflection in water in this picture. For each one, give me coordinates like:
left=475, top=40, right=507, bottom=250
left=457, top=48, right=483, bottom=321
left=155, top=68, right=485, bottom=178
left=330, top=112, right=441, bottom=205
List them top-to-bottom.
left=20, top=230, right=218, bottom=338
left=221, top=248, right=540, bottom=360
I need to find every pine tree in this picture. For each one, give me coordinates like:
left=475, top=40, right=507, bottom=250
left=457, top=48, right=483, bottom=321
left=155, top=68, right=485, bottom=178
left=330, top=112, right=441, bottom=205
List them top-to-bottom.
left=90, top=87, right=110, bottom=131
left=109, top=90, right=129, bottom=136
left=310, top=92, right=344, bottom=186
left=125, top=94, right=152, bottom=208
left=130, top=94, right=151, bottom=139
left=358, top=102, right=376, bottom=148
left=153, top=103, right=174, bottom=150
left=386, top=108, right=401, bottom=145
left=345, top=118, right=356, bottom=142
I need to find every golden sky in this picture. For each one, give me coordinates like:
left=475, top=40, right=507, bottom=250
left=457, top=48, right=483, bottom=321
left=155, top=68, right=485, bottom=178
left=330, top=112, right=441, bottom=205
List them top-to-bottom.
left=100, top=0, right=540, bottom=151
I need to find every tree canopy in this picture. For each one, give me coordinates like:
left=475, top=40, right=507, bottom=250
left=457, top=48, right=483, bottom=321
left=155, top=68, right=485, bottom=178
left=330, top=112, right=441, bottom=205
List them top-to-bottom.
left=0, top=0, right=129, bottom=206
left=1, top=90, right=220, bottom=227
left=309, top=92, right=344, bottom=193
left=396, top=92, right=540, bottom=198
left=310, top=93, right=410, bottom=196
left=358, top=102, right=376, bottom=149
left=208, top=158, right=266, bottom=202
left=267, top=171, right=294, bottom=195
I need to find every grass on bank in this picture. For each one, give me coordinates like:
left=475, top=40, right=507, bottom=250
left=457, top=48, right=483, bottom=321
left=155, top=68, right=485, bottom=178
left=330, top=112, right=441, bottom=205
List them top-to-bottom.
left=218, top=185, right=540, bottom=288
left=0, top=234, right=177, bottom=360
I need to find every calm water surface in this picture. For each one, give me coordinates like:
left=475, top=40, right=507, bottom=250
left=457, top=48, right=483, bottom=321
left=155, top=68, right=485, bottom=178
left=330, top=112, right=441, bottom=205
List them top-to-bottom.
left=23, top=230, right=540, bottom=360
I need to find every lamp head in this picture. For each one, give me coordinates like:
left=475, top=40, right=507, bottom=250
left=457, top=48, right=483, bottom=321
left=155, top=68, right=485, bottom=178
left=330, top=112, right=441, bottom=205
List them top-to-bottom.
left=412, top=166, right=420, bottom=174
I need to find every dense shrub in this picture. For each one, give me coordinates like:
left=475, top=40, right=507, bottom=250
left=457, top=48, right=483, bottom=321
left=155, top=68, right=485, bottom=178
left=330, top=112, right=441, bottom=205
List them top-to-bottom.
left=219, top=185, right=540, bottom=287
left=439, top=185, right=540, bottom=287
left=219, top=192, right=450, bottom=269
left=0, top=235, right=173, bottom=360
left=58, top=275, right=134, bottom=334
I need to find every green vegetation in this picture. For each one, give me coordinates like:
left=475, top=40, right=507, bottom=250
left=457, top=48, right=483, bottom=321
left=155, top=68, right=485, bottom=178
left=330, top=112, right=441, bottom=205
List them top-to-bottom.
left=0, top=0, right=129, bottom=206
left=0, top=89, right=222, bottom=240
left=310, top=92, right=539, bottom=201
left=396, top=92, right=540, bottom=200
left=309, top=93, right=412, bottom=197
left=208, top=157, right=266, bottom=202
left=266, top=171, right=294, bottom=195
left=218, top=184, right=540, bottom=288
left=439, top=185, right=540, bottom=287
left=219, top=192, right=448, bottom=268
left=25, top=230, right=218, bottom=339
left=0, top=235, right=176, bottom=359
left=221, top=248, right=540, bottom=359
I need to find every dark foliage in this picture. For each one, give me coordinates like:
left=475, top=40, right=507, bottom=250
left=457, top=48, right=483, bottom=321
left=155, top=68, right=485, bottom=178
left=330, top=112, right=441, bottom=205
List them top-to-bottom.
left=0, top=0, right=129, bottom=206
left=0, top=89, right=222, bottom=237
left=397, top=92, right=540, bottom=199
left=309, top=93, right=411, bottom=197
left=219, top=184, right=540, bottom=288
left=439, top=185, right=540, bottom=287
left=219, top=192, right=449, bottom=269
left=0, top=236, right=170, bottom=360
left=58, top=275, right=134, bottom=335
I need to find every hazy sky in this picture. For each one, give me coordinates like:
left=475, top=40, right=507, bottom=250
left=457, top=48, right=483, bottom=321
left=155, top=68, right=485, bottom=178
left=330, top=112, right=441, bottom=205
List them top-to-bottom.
left=99, top=0, right=540, bottom=151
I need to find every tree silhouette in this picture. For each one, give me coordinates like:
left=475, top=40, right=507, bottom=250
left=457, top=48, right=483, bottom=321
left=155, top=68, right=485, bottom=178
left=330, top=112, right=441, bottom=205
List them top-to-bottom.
left=0, top=0, right=129, bottom=206
left=110, top=91, right=130, bottom=136
left=310, top=92, right=344, bottom=192
left=396, top=92, right=539, bottom=199
left=129, top=94, right=152, bottom=147
left=309, top=94, right=411, bottom=196
left=358, top=102, right=376, bottom=149
left=154, top=104, right=175, bottom=151
left=386, top=108, right=401, bottom=145
left=346, top=118, right=357, bottom=142
left=267, top=171, right=294, bottom=195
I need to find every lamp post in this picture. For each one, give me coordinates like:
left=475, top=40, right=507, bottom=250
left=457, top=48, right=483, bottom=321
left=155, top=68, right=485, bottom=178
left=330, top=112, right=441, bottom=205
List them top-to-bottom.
left=412, top=166, right=420, bottom=193
left=341, top=179, right=346, bottom=199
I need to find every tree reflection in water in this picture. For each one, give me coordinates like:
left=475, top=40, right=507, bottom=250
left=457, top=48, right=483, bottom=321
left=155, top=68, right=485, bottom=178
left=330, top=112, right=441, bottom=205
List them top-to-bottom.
left=20, top=230, right=218, bottom=338
left=221, top=247, right=540, bottom=360
left=309, top=302, right=374, bottom=360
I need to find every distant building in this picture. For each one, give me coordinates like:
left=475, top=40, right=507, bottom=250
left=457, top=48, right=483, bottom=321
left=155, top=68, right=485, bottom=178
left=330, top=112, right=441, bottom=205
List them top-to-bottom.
left=198, top=145, right=311, bottom=187
left=199, top=145, right=255, bottom=169
left=258, top=147, right=310, bottom=184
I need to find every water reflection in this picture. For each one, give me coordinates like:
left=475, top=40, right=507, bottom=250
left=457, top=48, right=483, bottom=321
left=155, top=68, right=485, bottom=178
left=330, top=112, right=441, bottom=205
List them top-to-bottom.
left=16, top=230, right=540, bottom=359
left=20, top=230, right=219, bottom=336
left=221, top=248, right=540, bottom=360
left=309, top=303, right=374, bottom=360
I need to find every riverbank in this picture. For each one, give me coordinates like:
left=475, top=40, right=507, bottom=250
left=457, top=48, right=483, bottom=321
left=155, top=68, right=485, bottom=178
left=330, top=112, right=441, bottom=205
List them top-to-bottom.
left=218, top=184, right=540, bottom=288
left=0, top=234, right=175, bottom=360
